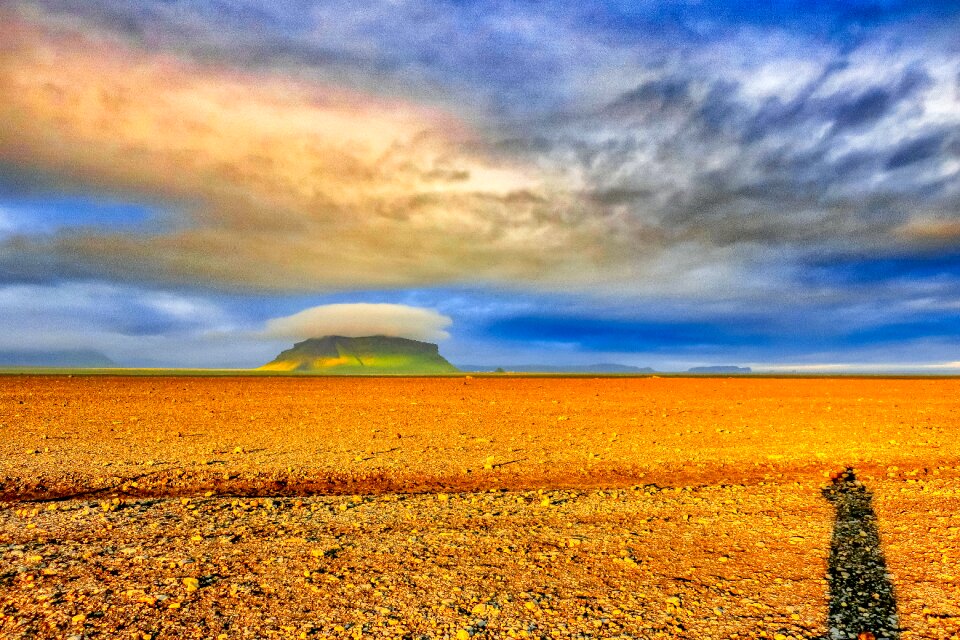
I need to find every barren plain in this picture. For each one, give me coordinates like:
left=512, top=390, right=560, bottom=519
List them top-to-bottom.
left=1, top=375, right=959, bottom=639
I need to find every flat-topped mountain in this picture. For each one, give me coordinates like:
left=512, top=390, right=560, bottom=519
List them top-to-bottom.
left=260, top=336, right=459, bottom=374
left=688, top=365, right=752, bottom=374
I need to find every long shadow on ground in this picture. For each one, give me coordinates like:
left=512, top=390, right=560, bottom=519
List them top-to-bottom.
left=822, top=468, right=899, bottom=640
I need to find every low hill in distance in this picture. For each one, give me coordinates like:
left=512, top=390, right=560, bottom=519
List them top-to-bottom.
left=260, top=336, right=459, bottom=374
left=0, top=349, right=115, bottom=368
left=460, top=363, right=656, bottom=374
left=688, top=365, right=752, bottom=374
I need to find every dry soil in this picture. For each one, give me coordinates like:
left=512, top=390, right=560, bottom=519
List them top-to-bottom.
left=0, top=375, right=958, bottom=639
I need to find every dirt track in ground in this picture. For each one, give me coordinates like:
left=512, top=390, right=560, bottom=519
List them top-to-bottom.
left=1, top=376, right=959, bottom=638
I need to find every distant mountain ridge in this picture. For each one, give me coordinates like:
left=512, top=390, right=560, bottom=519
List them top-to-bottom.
left=260, top=336, right=459, bottom=374
left=0, top=349, right=115, bottom=368
left=459, top=363, right=655, bottom=373
left=687, top=365, right=752, bottom=373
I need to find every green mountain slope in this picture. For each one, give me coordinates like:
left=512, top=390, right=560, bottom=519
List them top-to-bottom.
left=260, top=336, right=459, bottom=374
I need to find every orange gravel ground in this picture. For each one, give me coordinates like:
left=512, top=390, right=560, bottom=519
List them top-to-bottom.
left=0, top=375, right=959, bottom=639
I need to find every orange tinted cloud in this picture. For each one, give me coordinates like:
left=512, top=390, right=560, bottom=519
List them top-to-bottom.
left=0, top=9, right=610, bottom=291
left=895, top=218, right=960, bottom=244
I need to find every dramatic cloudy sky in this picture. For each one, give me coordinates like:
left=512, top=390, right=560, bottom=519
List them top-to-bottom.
left=1, top=0, right=960, bottom=370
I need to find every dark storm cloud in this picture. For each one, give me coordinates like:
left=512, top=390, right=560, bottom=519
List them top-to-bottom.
left=11, top=0, right=356, bottom=83
left=531, top=56, right=957, bottom=259
left=741, top=64, right=931, bottom=137
left=606, top=78, right=695, bottom=115
left=885, top=133, right=947, bottom=170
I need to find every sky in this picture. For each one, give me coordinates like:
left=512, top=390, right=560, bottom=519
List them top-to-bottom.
left=1, top=1, right=960, bottom=371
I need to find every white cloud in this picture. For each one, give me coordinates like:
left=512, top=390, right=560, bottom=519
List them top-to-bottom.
left=140, top=291, right=223, bottom=323
left=262, top=303, right=452, bottom=342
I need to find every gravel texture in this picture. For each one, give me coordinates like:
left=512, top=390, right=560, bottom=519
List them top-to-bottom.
left=0, top=375, right=959, bottom=639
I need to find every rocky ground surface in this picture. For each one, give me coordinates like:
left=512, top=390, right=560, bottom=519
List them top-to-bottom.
left=0, top=375, right=959, bottom=638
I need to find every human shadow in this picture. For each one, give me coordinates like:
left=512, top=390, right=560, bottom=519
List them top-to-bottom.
left=821, top=468, right=899, bottom=640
